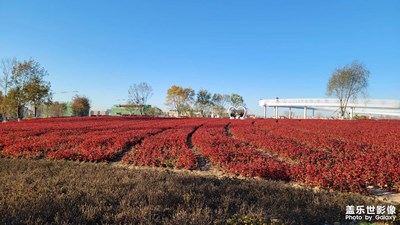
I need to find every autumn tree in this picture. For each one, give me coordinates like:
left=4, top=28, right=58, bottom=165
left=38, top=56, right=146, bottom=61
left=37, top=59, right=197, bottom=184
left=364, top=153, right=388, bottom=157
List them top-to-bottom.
left=9, top=59, right=52, bottom=119
left=327, top=61, right=369, bottom=118
left=24, top=77, right=51, bottom=117
left=128, top=82, right=153, bottom=115
left=165, top=85, right=195, bottom=116
left=1, top=88, right=20, bottom=120
left=195, top=89, right=213, bottom=117
left=71, top=95, right=90, bottom=116
left=49, top=101, right=67, bottom=117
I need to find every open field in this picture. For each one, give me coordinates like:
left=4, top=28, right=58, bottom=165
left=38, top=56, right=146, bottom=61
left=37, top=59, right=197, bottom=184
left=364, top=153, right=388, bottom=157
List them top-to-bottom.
left=1, top=117, right=400, bottom=224
left=1, top=117, right=400, bottom=193
left=0, top=158, right=384, bottom=225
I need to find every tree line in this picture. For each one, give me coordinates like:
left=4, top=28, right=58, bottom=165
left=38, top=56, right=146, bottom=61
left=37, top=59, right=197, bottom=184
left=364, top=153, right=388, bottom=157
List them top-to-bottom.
left=2, top=57, right=369, bottom=120
left=0, top=58, right=90, bottom=121
left=127, top=82, right=246, bottom=117
left=165, top=85, right=245, bottom=117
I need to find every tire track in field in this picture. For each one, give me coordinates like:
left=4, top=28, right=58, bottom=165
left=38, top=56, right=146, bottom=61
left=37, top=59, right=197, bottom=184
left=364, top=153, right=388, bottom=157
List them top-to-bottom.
left=224, top=122, right=232, bottom=137
left=228, top=122, right=298, bottom=165
left=186, top=124, right=209, bottom=171
left=110, top=127, right=172, bottom=163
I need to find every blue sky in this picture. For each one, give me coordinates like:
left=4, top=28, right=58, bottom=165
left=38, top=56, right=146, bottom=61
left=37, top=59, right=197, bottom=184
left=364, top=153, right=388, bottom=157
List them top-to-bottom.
left=1, top=1, right=399, bottom=116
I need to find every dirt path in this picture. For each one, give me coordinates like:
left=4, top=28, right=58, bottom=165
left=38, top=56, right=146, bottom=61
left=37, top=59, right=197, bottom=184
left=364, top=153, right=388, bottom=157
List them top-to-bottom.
left=224, top=122, right=232, bottom=137
left=186, top=125, right=209, bottom=171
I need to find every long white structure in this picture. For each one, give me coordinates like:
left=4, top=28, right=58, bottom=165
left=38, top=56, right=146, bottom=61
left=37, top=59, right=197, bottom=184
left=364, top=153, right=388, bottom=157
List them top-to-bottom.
left=259, top=98, right=400, bottom=119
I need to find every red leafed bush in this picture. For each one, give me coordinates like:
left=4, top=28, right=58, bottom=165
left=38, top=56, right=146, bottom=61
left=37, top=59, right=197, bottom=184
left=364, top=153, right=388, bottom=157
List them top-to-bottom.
left=1, top=117, right=400, bottom=194
left=1, top=117, right=172, bottom=161
left=228, top=119, right=400, bottom=193
left=192, top=120, right=290, bottom=180
left=122, top=121, right=202, bottom=170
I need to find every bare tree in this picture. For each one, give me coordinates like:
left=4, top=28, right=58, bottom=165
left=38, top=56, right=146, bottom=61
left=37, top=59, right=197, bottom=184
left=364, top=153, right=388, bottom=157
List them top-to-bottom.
left=0, top=58, right=17, bottom=121
left=0, top=58, right=16, bottom=95
left=327, top=61, right=369, bottom=118
left=128, top=82, right=153, bottom=115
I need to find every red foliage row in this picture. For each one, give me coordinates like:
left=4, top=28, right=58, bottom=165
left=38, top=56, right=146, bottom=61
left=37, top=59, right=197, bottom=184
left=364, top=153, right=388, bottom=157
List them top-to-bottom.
left=0, top=117, right=172, bottom=161
left=1, top=117, right=399, bottom=194
left=229, top=119, right=400, bottom=193
left=122, top=120, right=203, bottom=169
left=192, top=120, right=289, bottom=180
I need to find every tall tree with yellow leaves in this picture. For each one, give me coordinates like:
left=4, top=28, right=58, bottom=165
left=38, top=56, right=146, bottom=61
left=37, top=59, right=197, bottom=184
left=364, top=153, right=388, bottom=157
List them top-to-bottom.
left=165, top=85, right=194, bottom=116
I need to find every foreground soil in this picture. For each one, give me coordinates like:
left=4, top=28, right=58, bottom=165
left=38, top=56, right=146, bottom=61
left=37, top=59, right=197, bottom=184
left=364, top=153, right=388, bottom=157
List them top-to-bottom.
left=0, top=158, right=396, bottom=225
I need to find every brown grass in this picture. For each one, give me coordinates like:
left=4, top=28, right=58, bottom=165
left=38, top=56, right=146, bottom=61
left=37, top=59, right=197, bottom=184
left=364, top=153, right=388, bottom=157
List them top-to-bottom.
left=0, top=158, right=391, bottom=225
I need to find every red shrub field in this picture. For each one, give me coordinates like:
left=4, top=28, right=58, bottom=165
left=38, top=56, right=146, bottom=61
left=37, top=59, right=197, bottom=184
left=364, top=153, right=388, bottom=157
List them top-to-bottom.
left=1, top=116, right=399, bottom=194
left=122, top=120, right=202, bottom=169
